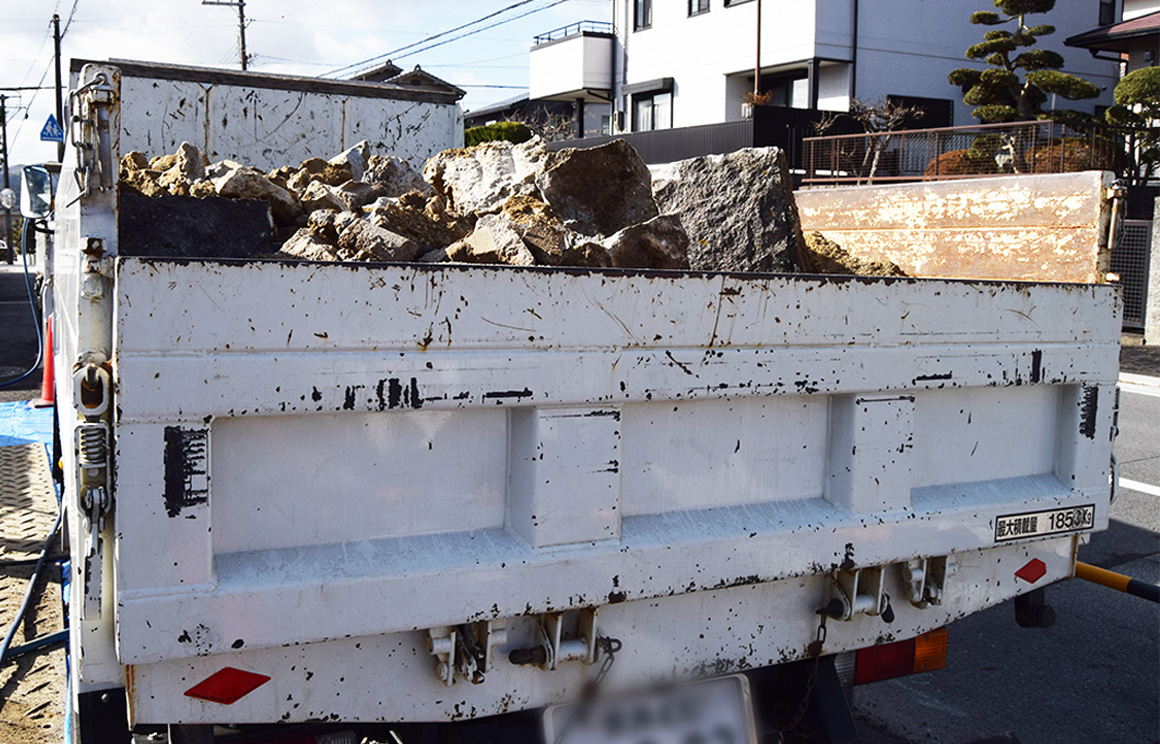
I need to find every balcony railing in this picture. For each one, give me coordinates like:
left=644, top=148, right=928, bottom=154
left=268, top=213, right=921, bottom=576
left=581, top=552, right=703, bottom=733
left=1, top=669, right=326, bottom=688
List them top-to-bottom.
left=533, top=21, right=614, bottom=46
left=803, top=119, right=1158, bottom=186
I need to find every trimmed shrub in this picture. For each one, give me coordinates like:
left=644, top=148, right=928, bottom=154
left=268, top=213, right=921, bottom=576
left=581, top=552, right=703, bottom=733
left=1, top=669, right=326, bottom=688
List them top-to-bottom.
left=464, top=121, right=534, bottom=147
left=923, top=149, right=1000, bottom=177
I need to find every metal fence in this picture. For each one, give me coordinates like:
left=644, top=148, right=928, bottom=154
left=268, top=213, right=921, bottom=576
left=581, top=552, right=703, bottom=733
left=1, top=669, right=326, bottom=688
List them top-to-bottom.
left=533, top=21, right=613, bottom=45
left=548, top=106, right=858, bottom=177
left=803, top=119, right=1139, bottom=185
left=1113, top=220, right=1153, bottom=330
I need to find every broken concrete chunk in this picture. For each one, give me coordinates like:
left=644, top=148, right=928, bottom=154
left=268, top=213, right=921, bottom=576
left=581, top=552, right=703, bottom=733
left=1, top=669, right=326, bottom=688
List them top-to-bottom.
left=423, top=138, right=547, bottom=217
left=536, top=139, right=658, bottom=238
left=329, top=140, right=370, bottom=182
left=175, top=142, right=206, bottom=183
left=652, top=147, right=804, bottom=273
left=121, top=151, right=149, bottom=173
left=150, top=153, right=178, bottom=171
left=364, top=154, right=431, bottom=199
left=210, top=162, right=302, bottom=225
left=155, top=167, right=191, bottom=197
left=120, top=168, right=167, bottom=198
left=189, top=180, right=217, bottom=199
left=334, top=180, right=376, bottom=211
left=300, top=181, right=347, bottom=213
left=366, top=193, right=472, bottom=252
left=500, top=195, right=566, bottom=265
left=446, top=214, right=535, bottom=266
left=602, top=214, right=690, bottom=270
left=336, top=218, right=422, bottom=263
left=280, top=227, right=342, bottom=262
left=800, top=231, right=906, bottom=277
left=560, top=240, right=613, bottom=268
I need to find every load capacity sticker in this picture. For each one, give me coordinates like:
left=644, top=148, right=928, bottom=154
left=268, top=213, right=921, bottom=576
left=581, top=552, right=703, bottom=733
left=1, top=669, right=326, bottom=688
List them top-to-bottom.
left=995, top=505, right=1095, bottom=542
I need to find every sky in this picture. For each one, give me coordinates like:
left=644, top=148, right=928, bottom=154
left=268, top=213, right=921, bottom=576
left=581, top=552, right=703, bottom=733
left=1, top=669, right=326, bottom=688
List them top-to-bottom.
left=1, top=0, right=612, bottom=166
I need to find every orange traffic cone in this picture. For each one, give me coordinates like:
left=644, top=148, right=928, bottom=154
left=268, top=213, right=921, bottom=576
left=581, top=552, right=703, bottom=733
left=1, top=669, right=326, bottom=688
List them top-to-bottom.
left=33, top=315, right=54, bottom=408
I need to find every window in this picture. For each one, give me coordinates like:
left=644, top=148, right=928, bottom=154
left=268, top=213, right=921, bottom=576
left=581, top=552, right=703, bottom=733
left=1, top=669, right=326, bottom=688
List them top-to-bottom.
left=634, top=0, right=652, bottom=30
left=689, top=0, right=710, bottom=16
left=724, top=0, right=754, bottom=6
left=1099, top=0, right=1116, bottom=25
left=634, top=92, right=672, bottom=131
left=601, top=115, right=612, bottom=136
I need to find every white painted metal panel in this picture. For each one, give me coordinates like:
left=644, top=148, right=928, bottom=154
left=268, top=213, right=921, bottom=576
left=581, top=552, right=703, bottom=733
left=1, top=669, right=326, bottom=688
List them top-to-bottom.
left=113, top=70, right=462, bottom=170
left=118, top=77, right=210, bottom=158
left=342, top=97, right=465, bottom=170
left=109, top=259, right=1120, bottom=685
left=620, top=397, right=829, bottom=515
left=211, top=409, right=509, bottom=553
left=127, top=536, right=1079, bottom=724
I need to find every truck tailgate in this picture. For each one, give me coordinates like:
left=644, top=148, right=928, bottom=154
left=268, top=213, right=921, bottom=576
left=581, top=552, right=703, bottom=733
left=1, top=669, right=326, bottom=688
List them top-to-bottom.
left=111, top=258, right=1119, bottom=721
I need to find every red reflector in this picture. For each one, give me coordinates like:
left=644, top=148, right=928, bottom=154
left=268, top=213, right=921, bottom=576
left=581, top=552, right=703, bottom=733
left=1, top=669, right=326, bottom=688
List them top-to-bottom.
left=1015, top=558, right=1048, bottom=584
left=854, top=638, right=915, bottom=685
left=185, top=667, right=271, bottom=705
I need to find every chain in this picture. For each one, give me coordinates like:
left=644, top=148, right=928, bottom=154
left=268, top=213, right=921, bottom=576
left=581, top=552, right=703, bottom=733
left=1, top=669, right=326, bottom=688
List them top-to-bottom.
left=786, top=608, right=829, bottom=734
left=552, top=636, right=622, bottom=744
left=591, top=636, right=622, bottom=689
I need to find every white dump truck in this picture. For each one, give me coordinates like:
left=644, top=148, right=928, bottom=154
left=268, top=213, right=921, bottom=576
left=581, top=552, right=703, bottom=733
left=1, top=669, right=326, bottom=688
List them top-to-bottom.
left=48, top=61, right=1120, bottom=744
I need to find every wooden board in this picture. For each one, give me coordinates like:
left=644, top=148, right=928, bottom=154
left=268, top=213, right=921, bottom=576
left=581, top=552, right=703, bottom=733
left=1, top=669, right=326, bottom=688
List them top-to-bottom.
left=796, top=171, right=1113, bottom=283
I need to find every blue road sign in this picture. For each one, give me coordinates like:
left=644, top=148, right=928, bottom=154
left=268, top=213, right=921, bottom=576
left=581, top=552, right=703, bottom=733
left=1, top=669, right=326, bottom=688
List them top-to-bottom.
left=40, top=114, right=64, bottom=143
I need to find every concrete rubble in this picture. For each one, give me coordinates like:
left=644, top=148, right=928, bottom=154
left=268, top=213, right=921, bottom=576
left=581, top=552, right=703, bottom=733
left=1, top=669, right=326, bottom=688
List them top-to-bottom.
left=118, top=138, right=891, bottom=276
left=651, top=148, right=805, bottom=273
left=799, top=231, right=907, bottom=277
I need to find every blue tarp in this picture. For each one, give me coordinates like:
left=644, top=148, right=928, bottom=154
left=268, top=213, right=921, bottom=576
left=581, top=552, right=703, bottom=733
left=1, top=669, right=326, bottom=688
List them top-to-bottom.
left=0, top=401, right=53, bottom=447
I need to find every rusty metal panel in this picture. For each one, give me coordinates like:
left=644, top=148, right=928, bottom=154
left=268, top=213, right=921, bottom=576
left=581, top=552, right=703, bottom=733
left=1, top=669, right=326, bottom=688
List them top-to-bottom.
left=796, top=171, right=1112, bottom=283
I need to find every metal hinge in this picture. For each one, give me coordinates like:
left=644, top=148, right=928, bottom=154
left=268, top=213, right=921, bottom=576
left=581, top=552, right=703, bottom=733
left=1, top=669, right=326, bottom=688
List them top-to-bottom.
left=67, top=68, right=117, bottom=205
left=74, top=363, right=113, bottom=618
left=903, top=555, right=956, bottom=609
left=427, top=619, right=508, bottom=687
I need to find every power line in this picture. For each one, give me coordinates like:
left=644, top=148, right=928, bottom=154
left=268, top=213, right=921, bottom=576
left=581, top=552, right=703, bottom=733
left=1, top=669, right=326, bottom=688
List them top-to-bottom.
left=10, top=0, right=78, bottom=156
left=326, top=0, right=542, bottom=78
left=385, top=0, right=569, bottom=65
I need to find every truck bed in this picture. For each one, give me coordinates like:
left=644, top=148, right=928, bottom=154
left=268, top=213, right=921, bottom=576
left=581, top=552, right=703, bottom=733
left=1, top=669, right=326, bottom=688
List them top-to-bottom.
left=102, top=256, right=1119, bottom=723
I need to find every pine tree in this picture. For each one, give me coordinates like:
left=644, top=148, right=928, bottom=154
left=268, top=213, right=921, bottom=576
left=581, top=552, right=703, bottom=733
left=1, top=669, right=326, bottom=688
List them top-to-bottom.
left=948, top=0, right=1100, bottom=123
left=1105, top=66, right=1160, bottom=181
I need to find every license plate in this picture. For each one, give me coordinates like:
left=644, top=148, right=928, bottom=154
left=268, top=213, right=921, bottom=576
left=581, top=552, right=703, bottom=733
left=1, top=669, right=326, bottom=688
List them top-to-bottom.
left=994, top=504, right=1095, bottom=542
left=543, top=674, right=757, bottom=744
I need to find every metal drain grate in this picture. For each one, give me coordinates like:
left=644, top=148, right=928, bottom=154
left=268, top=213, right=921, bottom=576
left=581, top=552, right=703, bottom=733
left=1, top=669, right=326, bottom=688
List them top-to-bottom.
left=0, top=444, right=58, bottom=561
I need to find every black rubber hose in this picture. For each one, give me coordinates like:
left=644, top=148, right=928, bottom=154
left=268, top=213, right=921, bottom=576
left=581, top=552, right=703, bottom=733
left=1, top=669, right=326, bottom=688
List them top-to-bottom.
left=0, top=218, right=45, bottom=388
left=0, top=504, right=63, bottom=667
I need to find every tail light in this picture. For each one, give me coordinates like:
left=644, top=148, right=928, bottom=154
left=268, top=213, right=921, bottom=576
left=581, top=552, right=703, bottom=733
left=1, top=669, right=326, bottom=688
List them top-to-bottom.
left=839, top=627, right=948, bottom=686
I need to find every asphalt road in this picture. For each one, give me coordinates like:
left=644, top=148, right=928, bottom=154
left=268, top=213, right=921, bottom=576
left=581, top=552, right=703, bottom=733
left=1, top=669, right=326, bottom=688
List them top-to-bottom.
left=0, top=264, right=43, bottom=402
left=852, top=375, right=1160, bottom=744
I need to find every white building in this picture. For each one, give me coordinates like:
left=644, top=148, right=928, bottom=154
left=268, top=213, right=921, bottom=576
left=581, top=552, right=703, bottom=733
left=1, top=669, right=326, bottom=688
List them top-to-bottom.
left=529, top=0, right=1124, bottom=134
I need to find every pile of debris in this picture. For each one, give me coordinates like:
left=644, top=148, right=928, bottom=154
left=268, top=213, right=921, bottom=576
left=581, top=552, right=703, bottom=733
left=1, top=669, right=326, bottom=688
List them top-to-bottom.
left=119, top=137, right=899, bottom=276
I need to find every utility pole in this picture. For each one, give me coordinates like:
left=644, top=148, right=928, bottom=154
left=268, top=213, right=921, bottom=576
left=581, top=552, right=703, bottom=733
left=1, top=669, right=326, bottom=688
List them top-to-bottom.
left=202, top=0, right=249, bottom=70
left=754, top=0, right=762, bottom=97
left=53, top=14, right=64, bottom=162
left=1, top=95, right=11, bottom=264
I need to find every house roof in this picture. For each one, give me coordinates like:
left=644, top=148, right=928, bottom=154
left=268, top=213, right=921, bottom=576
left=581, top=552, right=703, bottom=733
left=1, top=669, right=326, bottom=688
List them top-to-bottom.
left=1064, top=11, right=1160, bottom=52
left=350, top=60, right=403, bottom=83
left=384, top=66, right=467, bottom=100
left=465, top=93, right=531, bottom=119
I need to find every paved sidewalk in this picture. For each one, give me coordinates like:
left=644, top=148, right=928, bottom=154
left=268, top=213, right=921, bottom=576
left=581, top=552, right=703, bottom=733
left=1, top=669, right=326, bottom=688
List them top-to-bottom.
left=1120, top=333, right=1160, bottom=377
